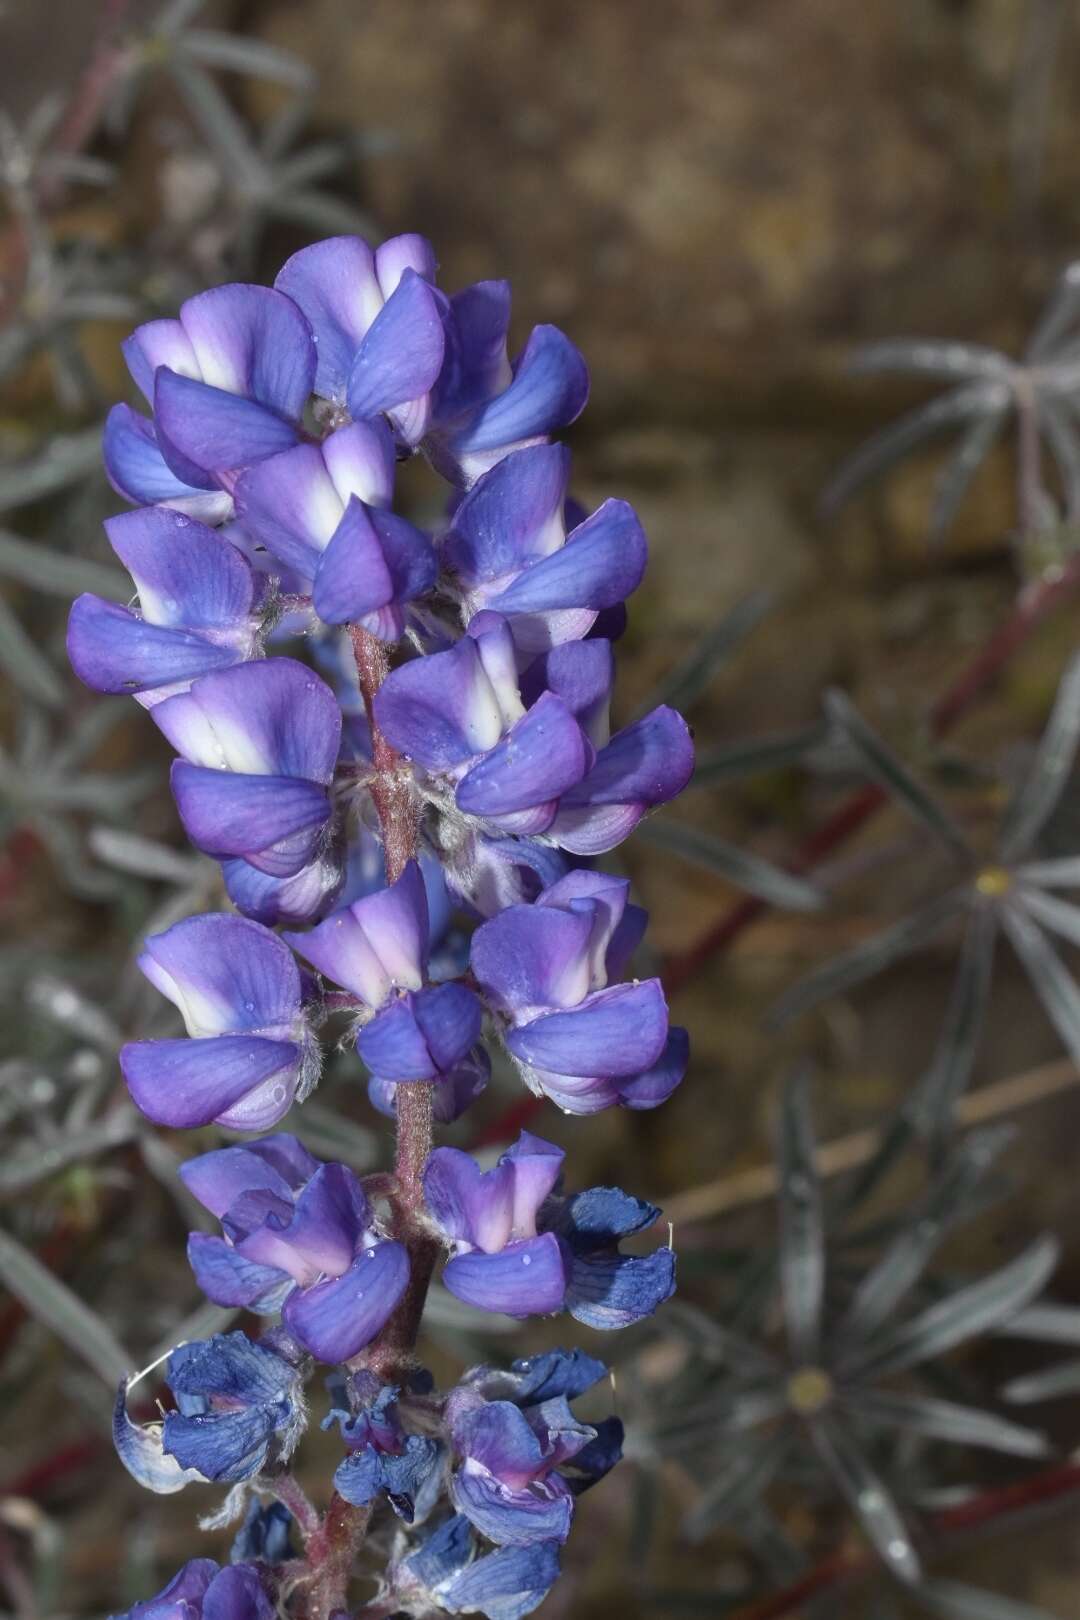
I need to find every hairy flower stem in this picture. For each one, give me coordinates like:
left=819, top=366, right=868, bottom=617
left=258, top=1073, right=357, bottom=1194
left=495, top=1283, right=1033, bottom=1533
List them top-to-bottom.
left=305, top=627, right=438, bottom=1617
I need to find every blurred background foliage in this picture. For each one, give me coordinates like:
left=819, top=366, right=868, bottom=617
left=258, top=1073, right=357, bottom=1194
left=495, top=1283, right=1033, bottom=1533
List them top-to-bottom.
left=6, top=2, right=1080, bottom=1617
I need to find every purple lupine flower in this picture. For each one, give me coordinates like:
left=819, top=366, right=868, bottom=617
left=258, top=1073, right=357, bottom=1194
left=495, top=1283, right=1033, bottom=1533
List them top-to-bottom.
left=274, top=233, right=444, bottom=447
left=427, top=278, right=590, bottom=487
left=112, top=284, right=316, bottom=504
left=235, top=421, right=435, bottom=636
left=442, top=444, right=647, bottom=654
left=68, top=508, right=263, bottom=706
left=374, top=613, right=692, bottom=850
left=151, top=658, right=341, bottom=878
left=220, top=848, right=345, bottom=929
left=284, top=860, right=483, bottom=1093
left=470, top=870, right=689, bottom=1113
left=120, top=915, right=318, bottom=1130
left=368, top=1046, right=490, bottom=1124
left=424, top=1131, right=675, bottom=1326
left=180, top=1135, right=409, bottom=1364
left=113, top=1332, right=304, bottom=1493
left=327, top=1372, right=441, bottom=1521
left=395, top=1513, right=561, bottom=1620
left=112, top=1560, right=274, bottom=1620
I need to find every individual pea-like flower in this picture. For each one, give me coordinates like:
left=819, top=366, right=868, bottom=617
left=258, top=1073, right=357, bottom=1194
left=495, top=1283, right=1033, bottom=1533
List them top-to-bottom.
left=275, top=232, right=445, bottom=447
left=426, top=277, right=590, bottom=487
left=107, top=283, right=316, bottom=510
left=235, top=420, right=436, bottom=636
left=441, top=443, right=647, bottom=655
left=67, top=508, right=262, bottom=706
left=374, top=612, right=693, bottom=852
left=151, top=658, right=342, bottom=879
left=284, top=860, right=484, bottom=1092
left=470, top=870, right=689, bottom=1113
left=120, top=914, right=319, bottom=1130
left=368, top=1047, right=491, bottom=1125
left=423, top=1131, right=676, bottom=1326
left=180, top=1134, right=409, bottom=1364
left=113, top=1331, right=304, bottom=1493
left=443, top=1348, right=622, bottom=1547
left=326, top=1372, right=442, bottom=1522
left=230, top=1499, right=294, bottom=1565
left=393, top=1513, right=561, bottom=1620
left=111, top=1560, right=274, bottom=1620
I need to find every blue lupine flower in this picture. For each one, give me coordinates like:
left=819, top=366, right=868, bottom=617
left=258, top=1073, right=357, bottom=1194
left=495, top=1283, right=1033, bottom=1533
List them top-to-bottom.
left=274, top=233, right=445, bottom=447
left=427, top=276, right=590, bottom=487
left=110, top=284, right=316, bottom=506
left=443, top=443, right=647, bottom=655
left=67, top=508, right=262, bottom=706
left=374, top=612, right=693, bottom=851
left=150, top=658, right=342, bottom=878
left=220, top=848, right=346, bottom=929
left=284, top=860, right=484, bottom=1092
left=470, top=870, right=689, bottom=1113
left=120, top=915, right=319, bottom=1130
left=423, top=1131, right=676, bottom=1325
left=180, top=1134, right=409, bottom=1364
left=113, top=1332, right=304, bottom=1493
left=326, top=1373, right=441, bottom=1521
left=230, top=1499, right=294, bottom=1565
left=396, top=1514, right=561, bottom=1620
left=111, top=1559, right=273, bottom=1620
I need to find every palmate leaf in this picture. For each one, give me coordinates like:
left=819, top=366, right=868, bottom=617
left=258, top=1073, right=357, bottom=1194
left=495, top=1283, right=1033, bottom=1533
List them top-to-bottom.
left=178, top=28, right=316, bottom=91
left=167, top=56, right=270, bottom=194
left=1026, top=263, right=1080, bottom=362
left=849, top=341, right=1012, bottom=381
left=1037, top=398, right=1080, bottom=521
left=928, top=408, right=1008, bottom=544
left=0, top=427, right=102, bottom=510
left=0, top=527, right=128, bottom=599
left=632, top=589, right=773, bottom=720
left=0, top=594, right=63, bottom=707
left=999, top=652, right=1080, bottom=861
left=691, top=722, right=826, bottom=787
left=639, top=819, right=824, bottom=911
left=1015, top=856, right=1080, bottom=887
left=1013, top=883, right=1080, bottom=948
left=909, top=903, right=997, bottom=1136
left=999, top=904, right=1080, bottom=1066
left=776, top=1068, right=824, bottom=1360
left=0, top=1108, right=137, bottom=1197
left=0, top=1227, right=131, bottom=1387
left=997, top=1301, right=1080, bottom=1344
left=1001, top=1358, right=1080, bottom=1404
left=653, top=1387, right=786, bottom=1455
left=843, top=1390, right=1048, bottom=1458
left=809, top=1416, right=921, bottom=1584
left=681, top=1425, right=791, bottom=1544
left=919, top=1578, right=1059, bottom=1620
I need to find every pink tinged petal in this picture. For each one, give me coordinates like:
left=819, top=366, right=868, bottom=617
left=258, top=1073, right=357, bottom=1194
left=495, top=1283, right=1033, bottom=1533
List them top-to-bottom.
left=375, top=233, right=438, bottom=299
left=275, top=234, right=382, bottom=401
left=346, top=271, right=446, bottom=430
left=177, top=283, right=316, bottom=417
left=122, top=317, right=199, bottom=404
left=453, top=325, right=589, bottom=456
left=154, top=370, right=301, bottom=483
left=103, top=402, right=220, bottom=503
left=323, top=417, right=396, bottom=508
left=235, top=442, right=346, bottom=580
left=444, top=444, right=570, bottom=588
left=488, top=499, right=647, bottom=616
left=313, top=500, right=436, bottom=628
left=103, top=506, right=257, bottom=629
left=66, top=596, right=242, bottom=696
left=374, top=637, right=505, bottom=770
left=455, top=693, right=588, bottom=818
left=170, top=762, right=331, bottom=876
left=284, top=859, right=429, bottom=1004
left=470, top=903, right=595, bottom=1013
left=137, top=912, right=301, bottom=1034
left=505, top=980, right=670, bottom=1079
left=617, top=1026, right=689, bottom=1111
left=121, top=1034, right=299, bottom=1128
left=503, top=1132, right=565, bottom=1234
left=424, top=1146, right=516, bottom=1251
left=236, top=1163, right=369, bottom=1285
left=186, top=1232, right=292, bottom=1311
left=443, top=1234, right=568, bottom=1320
left=281, top=1241, right=409, bottom=1363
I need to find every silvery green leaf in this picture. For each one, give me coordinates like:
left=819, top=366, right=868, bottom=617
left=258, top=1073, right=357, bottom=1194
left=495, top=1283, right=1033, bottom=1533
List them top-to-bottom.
left=156, top=0, right=205, bottom=37
left=179, top=29, right=315, bottom=90
left=167, top=57, right=269, bottom=193
left=275, top=142, right=347, bottom=189
left=42, top=152, right=116, bottom=187
left=266, top=188, right=370, bottom=237
left=1027, top=263, right=1080, bottom=360
left=850, top=341, right=1012, bottom=381
left=822, top=381, right=1011, bottom=514
left=1038, top=398, right=1080, bottom=520
left=928, top=407, right=1007, bottom=543
left=0, top=428, right=102, bottom=510
left=0, top=527, right=127, bottom=598
left=632, top=590, right=772, bottom=720
left=0, top=595, right=63, bottom=707
left=1000, top=653, right=1080, bottom=860
left=824, top=690, right=971, bottom=859
left=52, top=700, right=130, bottom=771
left=691, top=724, right=825, bottom=787
left=29, top=812, right=122, bottom=899
left=639, top=819, right=823, bottom=911
left=88, top=827, right=204, bottom=884
left=1016, top=856, right=1080, bottom=888
left=1013, top=884, right=1080, bottom=948
left=766, top=892, right=963, bottom=1029
left=908, top=903, right=997, bottom=1134
left=999, top=903, right=1080, bottom=1065
left=776, top=1067, right=824, bottom=1359
left=289, top=1098, right=376, bottom=1169
left=0, top=1108, right=137, bottom=1196
left=836, top=1108, right=919, bottom=1218
left=839, top=1123, right=1014, bottom=1341
left=0, top=1227, right=130, bottom=1386
left=842, top=1234, right=1059, bottom=1380
left=148, top=1300, right=238, bottom=1365
left=660, top=1300, right=782, bottom=1374
left=997, top=1301, right=1080, bottom=1344
left=1001, top=1357, right=1080, bottom=1404
left=654, top=1387, right=786, bottom=1452
left=844, top=1390, right=1048, bottom=1457
left=809, top=1418, right=920, bottom=1584
left=681, top=1426, right=790, bottom=1543
left=919, top=1577, right=1058, bottom=1620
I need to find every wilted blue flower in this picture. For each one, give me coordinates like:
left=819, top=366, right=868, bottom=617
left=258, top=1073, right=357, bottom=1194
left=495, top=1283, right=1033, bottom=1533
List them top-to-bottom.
left=68, top=508, right=262, bottom=706
left=470, top=870, right=688, bottom=1113
left=120, top=914, right=318, bottom=1130
left=424, top=1131, right=676, bottom=1325
left=181, top=1134, right=409, bottom=1364
left=113, top=1332, right=304, bottom=1493
left=326, top=1372, right=441, bottom=1521
left=230, top=1499, right=294, bottom=1565
left=395, top=1514, right=561, bottom=1620
left=111, top=1559, right=273, bottom=1620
